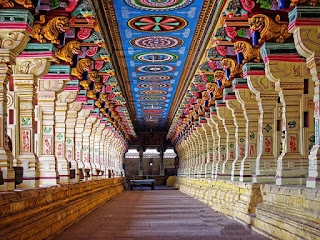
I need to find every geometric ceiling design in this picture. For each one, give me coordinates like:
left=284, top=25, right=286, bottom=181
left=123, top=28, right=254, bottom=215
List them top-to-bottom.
left=113, top=0, right=205, bottom=129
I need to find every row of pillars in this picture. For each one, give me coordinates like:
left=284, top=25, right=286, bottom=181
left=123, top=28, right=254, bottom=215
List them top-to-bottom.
left=176, top=6, right=320, bottom=188
left=0, top=10, right=127, bottom=191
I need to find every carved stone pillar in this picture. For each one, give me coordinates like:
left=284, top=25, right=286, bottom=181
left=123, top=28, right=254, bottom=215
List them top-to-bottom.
left=289, top=6, right=320, bottom=188
left=0, top=9, right=33, bottom=191
left=262, top=43, right=307, bottom=185
left=13, top=44, right=54, bottom=188
left=244, top=63, right=278, bottom=183
left=37, top=65, right=67, bottom=186
left=55, top=78, right=79, bottom=183
left=233, top=78, right=260, bottom=182
left=224, top=88, right=247, bottom=181
left=216, top=100, right=236, bottom=180
left=65, top=102, right=82, bottom=182
left=210, top=107, right=227, bottom=179
left=75, top=109, right=90, bottom=180
left=82, top=115, right=97, bottom=180
left=202, top=119, right=215, bottom=178
left=91, top=120, right=103, bottom=179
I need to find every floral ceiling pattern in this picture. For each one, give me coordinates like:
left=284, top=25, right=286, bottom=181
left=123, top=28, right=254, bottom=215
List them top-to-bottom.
left=113, top=0, right=205, bottom=129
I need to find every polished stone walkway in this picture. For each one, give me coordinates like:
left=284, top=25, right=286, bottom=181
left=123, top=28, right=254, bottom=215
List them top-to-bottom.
left=55, top=189, right=268, bottom=240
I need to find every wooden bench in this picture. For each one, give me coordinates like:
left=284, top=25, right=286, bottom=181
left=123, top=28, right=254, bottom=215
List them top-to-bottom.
left=129, top=179, right=155, bottom=190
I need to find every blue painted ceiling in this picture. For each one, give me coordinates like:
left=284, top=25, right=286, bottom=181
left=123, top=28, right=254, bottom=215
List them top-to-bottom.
left=113, top=0, right=205, bottom=130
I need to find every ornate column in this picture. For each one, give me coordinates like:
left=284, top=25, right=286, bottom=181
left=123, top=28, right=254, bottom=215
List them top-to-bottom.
left=289, top=6, right=320, bottom=188
left=0, top=9, right=33, bottom=191
left=14, top=43, right=55, bottom=188
left=262, top=43, right=307, bottom=185
left=243, top=63, right=278, bottom=183
left=37, top=65, right=68, bottom=186
left=55, top=78, right=79, bottom=183
left=233, top=78, right=260, bottom=182
left=223, top=88, right=247, bottom=181
left=215, top=100, right=236, bottom=180
left=65, top=102, right=82, bottom=182
left=210, top=106, right=227, bottom=179
left=75, top=108, right=91, bottom=180
left=82, top=115, right=97, bottom=180
left=202, top=118, right=215, bottom=178
left=90, top=119, right=100, bottom=179
left=99, top=127, right=108, bottom=178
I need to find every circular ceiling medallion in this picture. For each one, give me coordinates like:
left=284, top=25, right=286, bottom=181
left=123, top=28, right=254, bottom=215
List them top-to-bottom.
left=124, top=0, right=194, bottom=11
left=128, top=15, right=187, bottom=33
left=130, top=36, right=183, bottom=49
left=133, top=52, right=179, bottom=63
left=135, top=64, right=176, bottom=73
left=137, top=75, right=173, bottom=81
left=137, top=82, right=172, bottom=89
left=139, top=90, right=168, bottom=95
left=139, top=96, right=168, bottom=100
left=139, top=101, right=167, bottom=105
left=140, top=105, right=166, bottom=109
left=143, top=110, right=164, bottom=113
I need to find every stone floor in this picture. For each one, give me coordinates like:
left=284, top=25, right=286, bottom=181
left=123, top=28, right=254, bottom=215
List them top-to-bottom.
left=55, top=189, right=269, bottom=240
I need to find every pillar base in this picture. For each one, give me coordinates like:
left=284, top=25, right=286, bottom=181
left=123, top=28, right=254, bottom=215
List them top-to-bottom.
left=0, top=168, right=14, bottom=191
left=18, top=169, right=39, bottom=188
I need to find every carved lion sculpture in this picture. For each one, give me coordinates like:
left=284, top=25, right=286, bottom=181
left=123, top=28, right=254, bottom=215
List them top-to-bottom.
left=0, top=0, right=33, bottom=8
left=249, top=14, right=291, bottom=44
left=32, top=16, right=70, bottom=44
left=56, top=41, right=82, bottom=64
left=234, top=41, right=262, bottom=64
left=72, top=58, right=92, bottom=79
left=221, top=58, right=243, bottom=79
left=80, top=70, right=97, bottom=90
left=213, top=70, right=232, bottom=88
left=87, top=90, right=98, bottom=100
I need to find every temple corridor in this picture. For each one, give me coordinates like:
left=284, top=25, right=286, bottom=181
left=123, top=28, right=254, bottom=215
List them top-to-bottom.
left=55, top=189, right=267, bottom=240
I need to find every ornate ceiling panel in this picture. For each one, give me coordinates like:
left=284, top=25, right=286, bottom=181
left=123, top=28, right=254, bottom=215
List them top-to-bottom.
left=112, top=0, right=205, bottom=129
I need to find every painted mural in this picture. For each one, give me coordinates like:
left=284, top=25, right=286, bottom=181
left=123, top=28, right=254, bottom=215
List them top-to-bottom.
left=113, top=0, right=205, bottom=128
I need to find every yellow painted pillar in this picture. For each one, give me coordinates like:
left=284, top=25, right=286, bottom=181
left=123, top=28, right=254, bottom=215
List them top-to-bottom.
left=289, top=6, right=320, bottom=188
left=13, top=45, right=54, bottom=188
left=244, top=63, right=278, bottom=183
left=233, top=78, right=260, bottom=182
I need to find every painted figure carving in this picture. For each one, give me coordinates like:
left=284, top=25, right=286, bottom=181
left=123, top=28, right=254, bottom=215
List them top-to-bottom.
left=0, top=0, right=33, bottom=8
left=291, top=0, right=320, bottom=6
left=249, top=14, right=291, bottom=44
left=32, top=16, right=70, bottom=44
left=56, top=41, right=82, bottom=64
left=234, top=41, right=262, bottom=63
left=72, top=58, right=92, bottom=79
left=221, top=58, right=243, bottom=79
left=213, top=70, right=232, bottom=88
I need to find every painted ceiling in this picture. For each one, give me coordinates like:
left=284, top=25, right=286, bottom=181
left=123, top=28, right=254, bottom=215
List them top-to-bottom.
left=112, top=0, right=205, bottom=130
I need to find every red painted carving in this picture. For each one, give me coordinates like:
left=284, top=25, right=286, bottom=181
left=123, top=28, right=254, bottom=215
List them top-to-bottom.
left=65, top=0, right=81, bottom=12
left=240, top=0, right=255, bottom=12
left=77, top=27, right=92, bottom=40
left=225, top=27, right=237, bottom=39
left=87, top=46, right=99, bottom=57
left=216, top=46, right=227, bottom=57
left=208, top=59, right=218, bottom=71
left=95, top=60, right=104, bottom=70
left=200, top=73, right=208, bottom=83
left=22, top=130, right=30, bottom=152
left=289, top=135, right=297, bottom=152
left=264, top=137, right=271, bottom=154
left=249, top=144, right=255, bottom=157
left=240, top=147, right=245, bottom=158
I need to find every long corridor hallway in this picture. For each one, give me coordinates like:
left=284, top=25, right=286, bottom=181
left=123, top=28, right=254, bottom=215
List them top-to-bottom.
left=55, top=189, right=268, bottom=240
